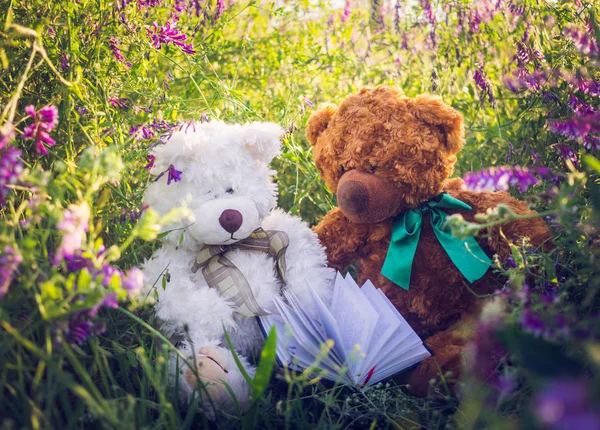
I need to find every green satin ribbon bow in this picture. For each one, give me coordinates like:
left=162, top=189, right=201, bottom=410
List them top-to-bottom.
left=381, top=192, right=491, bottom=290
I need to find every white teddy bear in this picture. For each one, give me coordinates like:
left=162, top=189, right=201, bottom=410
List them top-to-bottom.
left=141, top=121, right=334, bottom=416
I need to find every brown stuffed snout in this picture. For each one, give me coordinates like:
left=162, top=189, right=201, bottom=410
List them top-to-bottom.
left=336, top=170, right=404, bottom=224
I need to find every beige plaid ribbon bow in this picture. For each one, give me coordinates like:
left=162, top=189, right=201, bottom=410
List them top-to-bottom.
left=191, top=228, right=290, bottom=317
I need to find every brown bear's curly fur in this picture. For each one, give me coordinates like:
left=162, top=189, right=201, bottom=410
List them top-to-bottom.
left=307, top=86, right=552, bottom=396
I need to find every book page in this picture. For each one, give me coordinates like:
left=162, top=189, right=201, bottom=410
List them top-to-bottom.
left=330, top=272, right=378, bottom=373
left=355, top=280, right=401, bottom=378
left=308, top=282, right=348, bottom=365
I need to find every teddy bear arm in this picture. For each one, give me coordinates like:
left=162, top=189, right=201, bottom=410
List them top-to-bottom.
left=449, top=189, right=553, bottom=260
left=312, top=208, right=369, bottom=271
left=407, top=318, right=476, bottom=397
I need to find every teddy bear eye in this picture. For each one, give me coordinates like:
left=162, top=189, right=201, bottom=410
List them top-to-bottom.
left=370, top=166, right=378, bottom=173
left=225, top=187, right=234, bottom=194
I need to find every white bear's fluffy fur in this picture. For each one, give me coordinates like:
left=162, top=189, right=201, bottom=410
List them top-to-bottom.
left=141, top=121, right=334, bottom=416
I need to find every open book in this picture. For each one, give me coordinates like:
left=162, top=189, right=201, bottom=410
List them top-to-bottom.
left=257, top=272, right=431, bottom=386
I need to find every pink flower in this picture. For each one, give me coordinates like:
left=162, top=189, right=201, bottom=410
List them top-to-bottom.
left=147, top=21, right=195, bottom=55
left=108, top=37, right=132, bottom=68
left=22, top=105, right=59, bottom=155
left=54, top=203, right=90, bottom=264
left=122, top=267, right=145, bottom=295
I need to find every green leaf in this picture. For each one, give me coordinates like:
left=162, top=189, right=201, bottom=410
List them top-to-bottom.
left=496, top=324, right=582, bottom=378
left=251, top=325, right=277, bottom=400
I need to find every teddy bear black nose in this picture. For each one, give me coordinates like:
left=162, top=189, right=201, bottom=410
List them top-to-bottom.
left=337, top=181, right=370, bottom=215
left=219, top=209, right=243, bottom=233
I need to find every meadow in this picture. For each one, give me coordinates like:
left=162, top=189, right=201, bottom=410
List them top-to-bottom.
left=1, top=0, right=599, bottom=428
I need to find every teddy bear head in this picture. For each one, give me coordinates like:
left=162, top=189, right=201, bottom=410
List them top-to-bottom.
left=307, top=86, right=465, bottom=224
left=144, top=121, right=284, bottom=246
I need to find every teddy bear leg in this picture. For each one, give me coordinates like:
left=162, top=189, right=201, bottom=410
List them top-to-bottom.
left=407, top=328, right=468, bottom=397
left=182, top=345, right=254, bottom=417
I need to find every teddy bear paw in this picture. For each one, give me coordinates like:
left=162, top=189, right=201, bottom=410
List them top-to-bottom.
left=184, top=347, right=233, bottom=407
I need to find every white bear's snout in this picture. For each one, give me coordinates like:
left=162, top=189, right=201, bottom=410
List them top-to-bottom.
left=188, top=196, right=260, bottom=245
left=219, top=209, right=243, bottom=233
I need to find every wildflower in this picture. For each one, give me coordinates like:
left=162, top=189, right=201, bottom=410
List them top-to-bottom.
left=138, top=0, right=161, bottom=6
left=214, top=0, right=226, bottom=20
left=421, top=0, right=436, bottom=25
left=341, top=1, right=351, bottom=23
left=507, top=1, right=525, bottom=16
left=147, top=21, right=195, bottom=55
left=564, top=24, right=599, bottom=57
left=108, top=37, right=132, bottom=68
left=516, top=41, right=530, bottom=65
left=60, top=53, right=69, bottom=72
left=474, top=68, right=495, bottom=107
left=568, top=95, right=594, bottom=115
left=303, top=96, right=314, bottom=108
left=109, top=97, right=129, bottom=110
left=22, top=105, right=59, bottom=155
left=76, top=106, right=88, bottom=116
left=547, top=115, right=600, bottom=140
left=0, top=123, right=15, bottom=150
left=130, top=124, right=156, bottom=140
left=583, top=135, right=600, bottom=151
left=555, top=144, right=579, bottom=167
left=0, top=147, right=23, bottom=205
left=145, top=154, right=156, bottom=170
left=167, top=164, right=182, bottom=184
left=463, top=166, right=540, bottom=192
left=54, top=203, right=91, bottom=264
left=120, top=204, right=148, bottom=223
left=0, top=246, right=22, bottom=297
left=97, top=263, right=123, bottom=287
left=122, top=267, right=145, bottom=295
left=520, top=308, right=549, bottom=337
left=65, top=318, right=94, bottom=345
left=533, top=379, right=600, bottom=430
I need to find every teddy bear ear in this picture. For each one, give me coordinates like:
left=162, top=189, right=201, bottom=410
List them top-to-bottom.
left=409, top=94, right=465, bottom=155
left=306, top=103, right=337, bottom=146
left=239, top=122, right=285, bottom=164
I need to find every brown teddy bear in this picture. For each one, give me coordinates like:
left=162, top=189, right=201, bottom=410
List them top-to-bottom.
left=307, top=86, right=552, bottom=396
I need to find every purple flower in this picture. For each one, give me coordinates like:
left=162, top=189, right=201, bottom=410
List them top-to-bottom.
left=138, top=0, right=161, bottom=7
left=214, top=0, right=226, bottom=21
left=421, top=0, right=436, bottom=25
left=341, top=1, right=351, bottom=23
left=507, top=1, right=525, bottom=16
left=147, top=21, right=195, bottom=55
left=564, top=24, right=599, bottom=57
left=108, top=37, right=132, bottom=68
left=60, top=53, right=69, bottom=72
left=474, top=68, right=495, bottom=107
left=568, top=95, right=594, bottom=115
left=303, top=96, right=314, bottom=108
left=109, top=97, right=129, bottom=110
left=22, top=105, right=59, bottom=155
left=547, top=114, right=600, bottom=141
left=130, top=124, right=156, bottom=140
left=583, top=135, right=600, bottom=151
left=555, top=144, right=579, bottom=167
left=0, top=146, right=23, bottom=206
left=145, top=154, right=156, bottom=170
left=167, top=164, right=182, bottom=184
left=463, top=166, right=540, bottom=193
left=54, top=203, right=90, bottom=264
left=0, top=246, right=22, bottom=297
left=506, top=256, right=517, bottom=268
left=97, top=263, right=123, bottom=287
left=122, top=267, right=145, bottom=295
left=520, top=308, right=549, bottom=337
left=65, top=318, right=94, bottom=345
left=534, top=379, right=600, bottom=430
